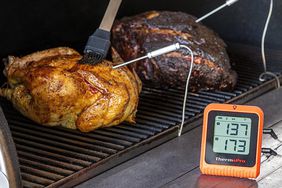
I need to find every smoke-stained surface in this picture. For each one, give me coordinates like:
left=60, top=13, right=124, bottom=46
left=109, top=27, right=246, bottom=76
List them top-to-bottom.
left=0, top=0, right=281, bottom=78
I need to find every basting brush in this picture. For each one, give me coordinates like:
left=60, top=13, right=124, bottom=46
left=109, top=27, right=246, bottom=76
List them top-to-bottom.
left=80, top=0, right=122, bottom=65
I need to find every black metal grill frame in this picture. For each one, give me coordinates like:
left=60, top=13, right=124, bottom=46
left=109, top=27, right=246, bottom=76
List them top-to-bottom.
left=1, top=60, right=281, bottom=188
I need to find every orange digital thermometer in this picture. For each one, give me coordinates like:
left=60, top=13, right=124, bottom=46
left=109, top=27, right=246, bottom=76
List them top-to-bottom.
left=200, top=103, right=264, bottom=178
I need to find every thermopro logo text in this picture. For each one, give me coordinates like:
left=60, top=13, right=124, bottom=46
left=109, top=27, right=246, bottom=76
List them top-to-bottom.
left=216, top=157, right=246, bottom=163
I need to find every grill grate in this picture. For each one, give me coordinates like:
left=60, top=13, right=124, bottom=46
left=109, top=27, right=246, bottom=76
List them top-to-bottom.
left=1, top=61, right=281, bottom=188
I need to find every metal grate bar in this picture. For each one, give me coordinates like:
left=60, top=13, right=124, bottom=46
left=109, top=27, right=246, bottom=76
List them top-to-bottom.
left=13, top=122, right=124, bottom=152
left=11, top=125, right=113, bottom=157
left=117, top=125, right=156, bottom=136
left=93, top=129, right=142, bottom=143
left=11, top=130, right=104, bottom=162
left=15, top=143, right=92, bottom=167
left=17, top=151, right=83, bottom=171
left=19, top=158, right=74, bottom=176
left=20, top=165, right=64, bottom=181
left=21, top=172, right=54, bottom=186
left=22, top=180, right=45, bottom=188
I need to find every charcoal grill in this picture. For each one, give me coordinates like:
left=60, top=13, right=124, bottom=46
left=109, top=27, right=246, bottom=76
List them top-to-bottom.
left=1, top=55, right=281, bottom=188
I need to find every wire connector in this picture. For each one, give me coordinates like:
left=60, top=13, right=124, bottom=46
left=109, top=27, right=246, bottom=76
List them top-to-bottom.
left=226, top=0, right=239, bottom=6
left=259, top=72, right=280, bottom=88
left=263, top=128, right=278, bottom=140
left=261, top=148, right=278, bottom=156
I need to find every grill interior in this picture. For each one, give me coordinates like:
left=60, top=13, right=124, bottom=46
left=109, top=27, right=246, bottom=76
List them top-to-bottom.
left=1, top=58, right=281, bottom=188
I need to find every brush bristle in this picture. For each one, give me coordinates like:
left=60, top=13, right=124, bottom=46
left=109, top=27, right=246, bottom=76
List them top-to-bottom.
left=79, top=52, right=104, bottom=65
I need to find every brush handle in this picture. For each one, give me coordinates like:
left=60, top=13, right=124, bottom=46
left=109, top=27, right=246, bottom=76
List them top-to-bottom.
left=99, top=0, right=122, bottom=31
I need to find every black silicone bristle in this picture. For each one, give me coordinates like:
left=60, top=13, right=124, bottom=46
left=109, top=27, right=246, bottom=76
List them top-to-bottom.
left=81, top=29, right=111, bottom=65
left=79, top=52, right=104, bottom=65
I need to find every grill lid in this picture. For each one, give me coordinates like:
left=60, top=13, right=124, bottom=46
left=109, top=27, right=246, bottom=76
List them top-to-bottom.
left=0, top=105, right=22, bottom=188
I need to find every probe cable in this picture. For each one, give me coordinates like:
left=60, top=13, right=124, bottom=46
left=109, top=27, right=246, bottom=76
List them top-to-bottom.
left=259, top=0, right=280, bottom=88
left=113, top=43, right=194, bottom=137
left=177, top=45, right=194, bottom=136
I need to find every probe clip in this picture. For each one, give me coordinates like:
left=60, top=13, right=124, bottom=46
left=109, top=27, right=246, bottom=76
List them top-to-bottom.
left=259, top=72, right=281, bottom=89
left=262, top=128, right=281, bottom=157
left=263, top=128, right=278, bottom=140
left=261, top=148, right=278, bottom=156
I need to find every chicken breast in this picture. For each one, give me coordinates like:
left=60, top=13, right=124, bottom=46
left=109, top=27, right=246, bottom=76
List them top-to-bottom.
left=0, top=47, right=142, bottom=132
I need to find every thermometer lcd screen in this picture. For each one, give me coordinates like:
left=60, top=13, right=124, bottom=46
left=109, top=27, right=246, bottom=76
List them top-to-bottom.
left=205, top=110, right=259, bottom=167
left=213, top=116, right=251, bottom=155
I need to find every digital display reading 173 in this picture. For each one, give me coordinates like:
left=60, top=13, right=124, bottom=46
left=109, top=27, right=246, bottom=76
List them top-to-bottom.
left=213, top=116, right=252, bottom=155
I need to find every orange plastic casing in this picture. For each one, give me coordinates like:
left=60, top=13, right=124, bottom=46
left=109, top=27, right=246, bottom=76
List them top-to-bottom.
left=200, top=103, right=264, bottom=178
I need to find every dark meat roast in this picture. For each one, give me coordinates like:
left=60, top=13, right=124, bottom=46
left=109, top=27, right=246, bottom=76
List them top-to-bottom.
left=111, top=11, right=237, bottom=91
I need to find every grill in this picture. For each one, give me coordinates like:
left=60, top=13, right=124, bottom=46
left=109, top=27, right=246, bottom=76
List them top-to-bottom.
left=1, top=58, right=281, bottom=188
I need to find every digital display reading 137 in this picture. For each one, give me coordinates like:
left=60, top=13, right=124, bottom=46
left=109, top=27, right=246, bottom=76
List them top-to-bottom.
left=213, top=116, right=251, bottom=155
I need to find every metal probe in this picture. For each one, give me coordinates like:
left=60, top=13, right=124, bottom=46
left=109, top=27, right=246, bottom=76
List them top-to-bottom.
left=196, top=0, right=239, bottom=23
left=112, top=43, right=194, bottom=137
left=113, top=43, right=181, bottom=69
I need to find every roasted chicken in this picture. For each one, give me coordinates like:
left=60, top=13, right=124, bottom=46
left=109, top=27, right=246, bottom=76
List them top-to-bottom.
left=112, top=11, right=237, bottom=91
left=0, top=47, right=142, bottom=132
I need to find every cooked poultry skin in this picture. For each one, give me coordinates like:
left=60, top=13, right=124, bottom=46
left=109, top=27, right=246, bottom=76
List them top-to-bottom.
left=0, top=47, right=142, bottom=132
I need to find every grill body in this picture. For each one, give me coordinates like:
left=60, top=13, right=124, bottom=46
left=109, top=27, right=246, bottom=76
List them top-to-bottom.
left=0, top=1, right=281, bottom=187
left=1, top=57, right=281, bottom=188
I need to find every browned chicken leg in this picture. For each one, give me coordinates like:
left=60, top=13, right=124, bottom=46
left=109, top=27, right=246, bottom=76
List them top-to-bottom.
left=1, top=47, right=141, bottom=132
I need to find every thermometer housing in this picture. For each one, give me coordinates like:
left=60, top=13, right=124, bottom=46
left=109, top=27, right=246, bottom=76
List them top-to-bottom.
left=200, top=103, right=264, bottom=178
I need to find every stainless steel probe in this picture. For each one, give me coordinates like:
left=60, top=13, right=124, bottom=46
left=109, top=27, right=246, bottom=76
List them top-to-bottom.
left=196, top=0, right=239, bottom=23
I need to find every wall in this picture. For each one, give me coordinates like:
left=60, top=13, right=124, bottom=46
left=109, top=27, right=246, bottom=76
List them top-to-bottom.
left=0, top=0, right=281, bottom=67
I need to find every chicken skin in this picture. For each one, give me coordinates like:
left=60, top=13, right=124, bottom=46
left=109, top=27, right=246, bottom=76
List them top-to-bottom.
left=0, top=47, right=141, bottom=132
